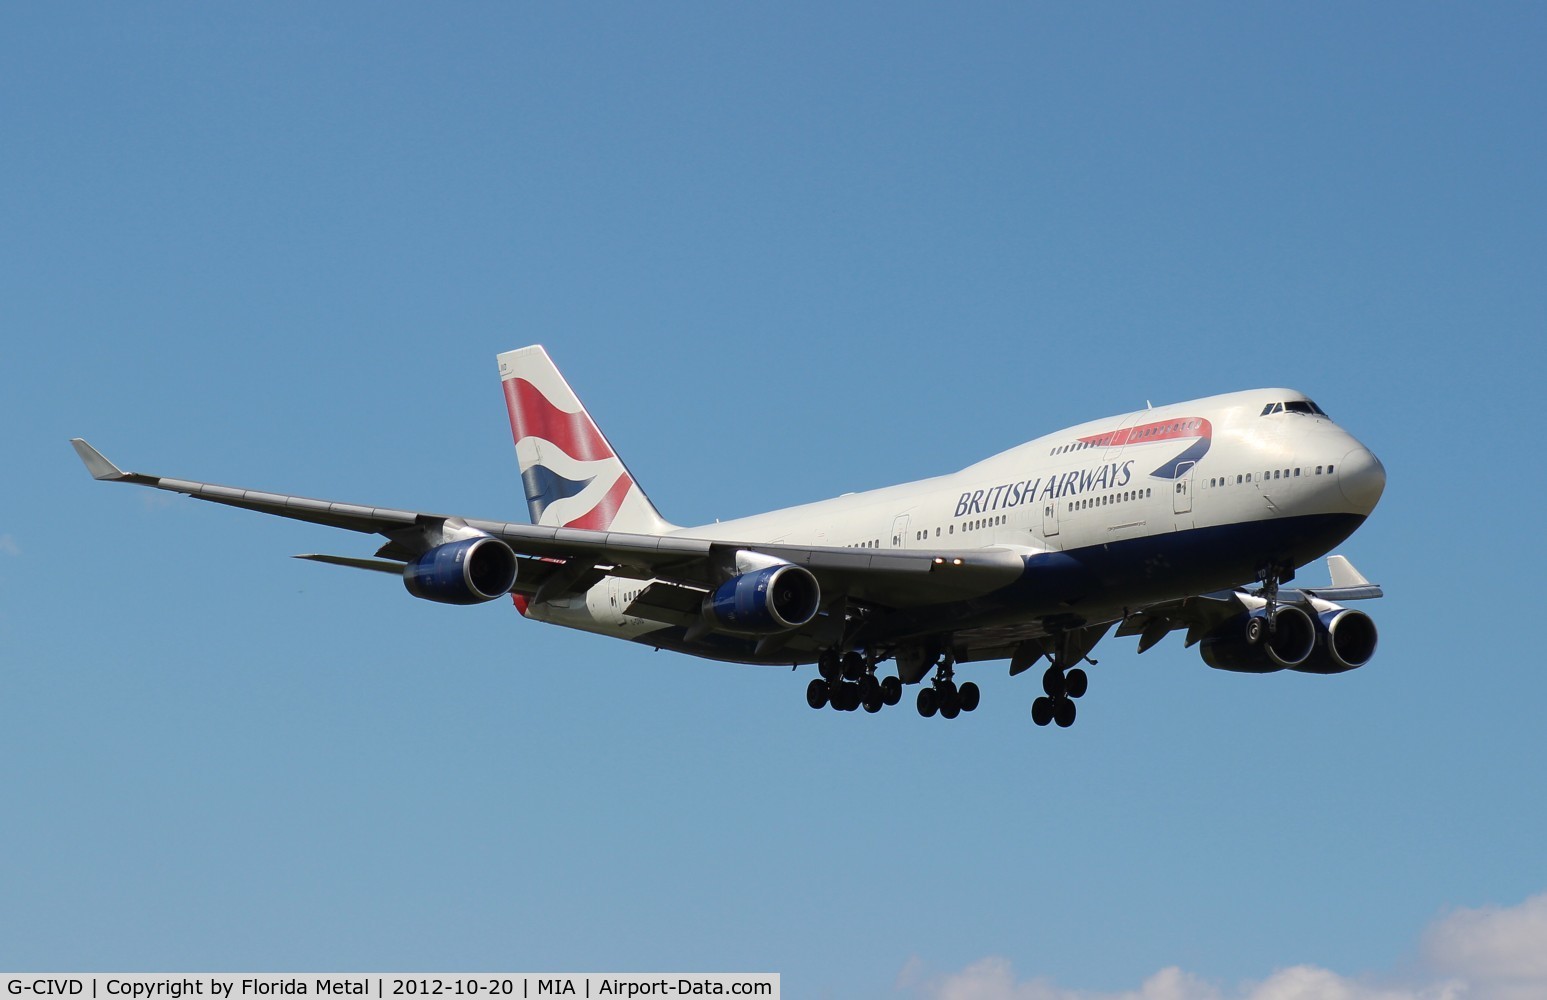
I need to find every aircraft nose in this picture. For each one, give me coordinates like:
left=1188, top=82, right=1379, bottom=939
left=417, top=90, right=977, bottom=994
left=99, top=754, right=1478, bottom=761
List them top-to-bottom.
left=1337, top=447, right=1386, bottom=513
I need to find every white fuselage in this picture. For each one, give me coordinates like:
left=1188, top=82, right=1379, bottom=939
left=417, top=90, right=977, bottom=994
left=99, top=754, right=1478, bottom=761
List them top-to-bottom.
left=525, top=388, right=1384, bottom=654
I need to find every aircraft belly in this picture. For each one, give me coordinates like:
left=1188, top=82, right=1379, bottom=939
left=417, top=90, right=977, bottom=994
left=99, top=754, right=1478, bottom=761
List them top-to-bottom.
left=885, top=511, right=1367, bottom=642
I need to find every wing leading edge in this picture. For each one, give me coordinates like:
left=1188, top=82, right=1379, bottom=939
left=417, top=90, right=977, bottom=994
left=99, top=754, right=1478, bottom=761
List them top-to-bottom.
left=68, top=439, right=1026, bottom=612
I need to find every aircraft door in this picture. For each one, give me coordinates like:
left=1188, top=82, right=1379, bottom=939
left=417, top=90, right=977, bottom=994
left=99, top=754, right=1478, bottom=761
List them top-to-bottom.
left=1172, top=461, right=1195, bottom=514
left=1042, top=498, right=1059, bottom=537
left=891, top=514, right=911, bottom=549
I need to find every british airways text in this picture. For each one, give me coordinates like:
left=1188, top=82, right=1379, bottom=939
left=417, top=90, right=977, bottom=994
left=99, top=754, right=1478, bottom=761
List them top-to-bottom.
left=954, top=460, right=1134, bottom=517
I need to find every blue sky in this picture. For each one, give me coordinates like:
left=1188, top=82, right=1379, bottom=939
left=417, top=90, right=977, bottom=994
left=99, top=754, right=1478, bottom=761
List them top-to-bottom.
left=3, top=3, right=1544, bottom=996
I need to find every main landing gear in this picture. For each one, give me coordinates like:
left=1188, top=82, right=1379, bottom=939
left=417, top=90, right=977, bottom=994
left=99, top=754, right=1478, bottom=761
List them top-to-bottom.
left=1026, top=625, right=1107, bottom=728
left=806, top=649, right=903, bottom=714
left=915, top=655, right=980, bottom=721
left=1030, top=663, right=1087, bottom=728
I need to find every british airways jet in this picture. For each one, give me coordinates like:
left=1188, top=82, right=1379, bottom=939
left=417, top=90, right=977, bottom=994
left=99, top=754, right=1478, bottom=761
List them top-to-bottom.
left=72, top=345, right=1385, bottom=727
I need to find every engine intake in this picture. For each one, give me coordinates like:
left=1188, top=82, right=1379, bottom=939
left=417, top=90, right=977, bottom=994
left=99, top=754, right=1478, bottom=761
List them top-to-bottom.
left=403, top=537, right=519, bottom=605
left=703, top=564, right=821, bottom=636
left=1201, top=605, right=1317, bottom=673
left=1296, top=608, right=1379, bottom=674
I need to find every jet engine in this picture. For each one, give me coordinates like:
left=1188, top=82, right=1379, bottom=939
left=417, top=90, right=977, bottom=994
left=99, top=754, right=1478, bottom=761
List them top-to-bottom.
left=403, top=537, right=519, bottom=605
left=702, top=563, right=821, bottom=636
left=1200, top=605, right=1318, bottom=673
left=1295, top=608, right=1379, bottom=674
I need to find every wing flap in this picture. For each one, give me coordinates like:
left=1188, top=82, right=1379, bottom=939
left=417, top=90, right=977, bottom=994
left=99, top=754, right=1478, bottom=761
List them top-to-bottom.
left=295, top=554, right=406, bottom=574
left=626, top=581, right=708, bottom=627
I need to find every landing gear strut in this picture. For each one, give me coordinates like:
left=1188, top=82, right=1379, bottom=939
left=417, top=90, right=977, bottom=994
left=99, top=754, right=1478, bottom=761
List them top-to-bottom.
left=1250, top=563, right=1293, bottom=642
left=1030, top=634, right=1094, bottom=728
left=809, top=649, right=902, bottom=714
left=915, top=655, right=980, bottom=720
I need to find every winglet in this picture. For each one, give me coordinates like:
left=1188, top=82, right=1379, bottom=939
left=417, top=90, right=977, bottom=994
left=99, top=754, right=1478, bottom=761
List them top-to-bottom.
left=70, top=438, right=128, bottom=481
left=1306, top=554, right=1383, bottom=601
left=1327, top=555, right=1371, bottom=588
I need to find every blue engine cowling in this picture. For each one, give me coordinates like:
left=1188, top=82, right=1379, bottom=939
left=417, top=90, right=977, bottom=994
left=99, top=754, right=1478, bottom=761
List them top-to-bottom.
left=403, top=537, right=519, bottom=605
left=702, top=564, right=821, bottom=635
left=1200, top=605, right=1318, bottom=673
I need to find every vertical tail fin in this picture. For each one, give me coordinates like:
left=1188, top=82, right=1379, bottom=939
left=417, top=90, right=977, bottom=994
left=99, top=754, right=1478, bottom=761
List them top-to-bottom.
left=497, top=346, right=677, bottom=534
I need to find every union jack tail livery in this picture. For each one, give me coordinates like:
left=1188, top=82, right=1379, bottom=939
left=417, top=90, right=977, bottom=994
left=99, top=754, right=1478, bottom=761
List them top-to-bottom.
left=497, top=345, right=677, bottom=534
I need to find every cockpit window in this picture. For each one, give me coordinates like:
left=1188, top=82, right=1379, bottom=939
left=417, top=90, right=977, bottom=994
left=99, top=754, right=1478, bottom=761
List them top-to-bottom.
left=1262, top=399, right=1329, bottom=417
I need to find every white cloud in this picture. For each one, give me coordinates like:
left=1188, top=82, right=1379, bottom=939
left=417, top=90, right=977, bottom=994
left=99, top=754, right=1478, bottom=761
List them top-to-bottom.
left=0, top=533, right=18, bottom=556
left=903, top=892, right=1547, bottom=1000
left=1423, top=892, right=1547, bottom=1000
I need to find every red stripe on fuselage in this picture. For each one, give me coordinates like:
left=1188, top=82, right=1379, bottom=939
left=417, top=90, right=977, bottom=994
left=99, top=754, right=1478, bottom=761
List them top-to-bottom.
left=502, top=378, right=614, bottom=462
left=1079, top=417, right=1212, bottom=448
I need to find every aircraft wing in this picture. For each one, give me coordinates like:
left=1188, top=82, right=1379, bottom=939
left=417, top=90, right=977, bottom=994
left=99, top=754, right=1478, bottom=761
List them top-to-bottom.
left=70, top=439, right=1023, bottom=609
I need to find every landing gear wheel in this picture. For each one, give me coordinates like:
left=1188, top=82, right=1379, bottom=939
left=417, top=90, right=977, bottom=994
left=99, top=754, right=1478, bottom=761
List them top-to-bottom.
left=1246, top=616, right=1266, bottom=645
left=818, top=650, right=841, bottom=681
left=841, top=650, right=866, bottom=681
left=1042, top=664, right=1066, bottom=698
left=1064, top=668, right=1088, bottom=700
left=858, top=674, right=880, bottom=703
left=881, top=676, right=903, bottom=707
left=806, top=678, right=829, bottom=709
left=938, top=679, right=958, bottom=700
left=959, top=681, right=980, bottom=712
left=917, top=687, right=940, bottom=718
left=862, top=689, right=884, bottom=713
left=940, top=694, right=961, bottom=720
left=1031, top=696, right=1054, bottom=727
left=1053, top=697, right=1077, bottom=728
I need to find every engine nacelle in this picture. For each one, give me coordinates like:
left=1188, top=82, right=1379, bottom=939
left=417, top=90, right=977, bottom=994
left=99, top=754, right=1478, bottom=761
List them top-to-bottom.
left=403, top=537, right=519, bottom=605
left=702, top=564, right=821, bottom=636
left=1200, top=605, right=1318, bottom=673
left=1294, top=608, right=1379, bottom=674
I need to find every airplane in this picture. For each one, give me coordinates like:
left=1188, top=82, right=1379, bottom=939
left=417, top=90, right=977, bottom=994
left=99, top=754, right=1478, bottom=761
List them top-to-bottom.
left=71, top=345, right=1386, bottom=727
